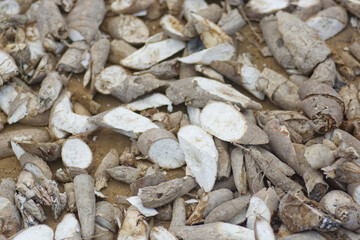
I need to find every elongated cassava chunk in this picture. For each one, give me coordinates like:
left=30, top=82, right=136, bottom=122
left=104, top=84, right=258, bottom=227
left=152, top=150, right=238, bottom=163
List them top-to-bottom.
left=166, top=77, right=262, bottom=110
left=89, top=107, right=159, bottom=138
left=178, top=125, right=218, bottom=192
left=94, top=149, right=119, bottom=191
left=54, top=213, right=81, bottom=240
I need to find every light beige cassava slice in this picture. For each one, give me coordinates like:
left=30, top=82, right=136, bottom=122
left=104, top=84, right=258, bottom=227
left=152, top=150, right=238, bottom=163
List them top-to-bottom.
left=61, top=138, right=93, bottom=172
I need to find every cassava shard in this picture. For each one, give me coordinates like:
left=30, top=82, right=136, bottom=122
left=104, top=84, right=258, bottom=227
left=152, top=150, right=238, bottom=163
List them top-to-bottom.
left=1, top=0, right=360, bottom=239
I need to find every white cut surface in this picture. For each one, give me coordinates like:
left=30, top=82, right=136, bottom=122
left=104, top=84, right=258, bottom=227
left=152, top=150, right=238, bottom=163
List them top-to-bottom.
left=0, top=0, right=20, bottom=15
left=183, top=0, right=207, bottom=21
left=247, top=0, right=289, bottom=14
left=297, top=0, right=320, bottom=8
left=112, top=15, right=149, bottom=44
left=160, top=15, right=187, bottom=40
left=307, top=17, right=345, bottom=40
left=25, top=24, right=45, bottom=65
left=68, top=29, right=85, bottom=42
left=121, top=39, right=185, bottom=70
left=178, top=44, right=235, bottom=65
left=0, top=50, right=18, bottom=85
left=95, top=65, right=129, bottom=94
left=240, top=65, right=265, bottom=100
left=195, top=77, right=255, bottom=108
left=0, top=85, right=18, bottom=114
left=50, top=91, right=98, bottom=138
left=123, top=93, right=173, bottom=112
left=8, top=100, right=28, bottom=124
left=200, top=101, right=247, bottom=143
left=187, top=106, right=201, bottom=126
left=92, top=107, right=159, bottom=138
left=178, top=125, right=218, bottom=192
left=62, top=138, right=93, bottom=170
left=148, top=138, right=185, bottom=169
left=10, top=139, right=26, bottom=159
left=352, top=185, right=360, bottom=206
left=127, top=196, right=158, bottom=217
left=246, top=197, right=271, bottom=230
left=55, top=213, right=81, bottom=240
left=255, top=216, right=275, bottom=240
left=216, top=223, right=255, bottom=240
left=12, top=224, right=54, bottom=240
left=150, top=226, right=177, bottom=240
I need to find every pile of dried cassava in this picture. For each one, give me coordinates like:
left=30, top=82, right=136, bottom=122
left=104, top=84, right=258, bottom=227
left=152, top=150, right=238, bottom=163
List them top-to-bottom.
left=2, top=0, right=360, bottom=239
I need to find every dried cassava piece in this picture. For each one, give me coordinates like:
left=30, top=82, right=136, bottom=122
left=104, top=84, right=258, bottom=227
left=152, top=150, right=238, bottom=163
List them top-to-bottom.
left=66, top=0, right=105, bottom=43
left=110, top=0, right=153, bottom=14
left=246, top=0, right=290, bottom=21
left=292, top=0, right=321, bottom=21
left=342, top=0, right=360, bottom=18
left=306, top=6, right=348, bottom=40
left=218, top=8, right=246, bottom=35
left=276, top=11, right=331, bottom=74
left=160, top=14, right=187, bottom=41
left=106, top=15, right=149, bottom=45
left=260, top=15, right=295, bottom=70
left=108, top=39, right=136, bottom=64
left=121, top=39, right=185, bottom=70
left=56, top=41, right=89, bottom=73
left=177, top=43, right=235, bottom=65
left=0, top=50, right=18, bottom=87
left=134, top=58, right=180, bottom=80
left=308, top=58, right=336, bottom=86
left=209, top=61, right=265, bottom=100
left=194, top=64, right=224, bottom=82
left=94, top=65, right=129, bottom=95
left=256, top=68, right=300, bottom=110
left=38, top=71, right=63, bottom=113
left=110, top=74, right=168, bottom=103
left=166, top=77, right=262, bottom=110
left=298, top=80, right=344, bottom=133
left=123, top=93, right=173, bottom=112
left=199, top=101, right=268, bottom=144
left=89, top=106, right=158, bottom=138
left=256, top=110, right=316, bottom=143
left=265, top=119, right=328, bottom=200
left=178, top=125, right=218, bottom=192
left=0, top=128, right=50, bottom=158
left=137, top=128, right=184, bottom=169
left=12, top=138, right=61, bottom=162
left=61, top=138, right=93, bottom=172
left=214, top=138, right=231, bottom=179
left=247, top=146, right=302, bottom=193
left=94, top=148, right=119, bottom=191
left=230, top=148, right=247, bottom=194
left=106, top=166, right=141, bottom=184
left=130, top=167, right=167, bottom=195
left=74, top=174, right=95, bottom=240
left=0, top=178, right=21, bottom=237
left=138, top=178, right=183, bottom=208
left=64, top=182, right=76, bottom=212
left=246, top=188, right=278, bottom=230
left=187, top=189, right=233, bottom=224
left=320, top=190, right=360, bottom=231
left=279, top=192, right=341, bottom=233
left=126, top=196, right=158, bottom=217
left=95, top=201, right=122, bottom=234
left=117, top=206, right=150, bottom=239
left=54, top=213, right=81, bottom=240
left=254, top=216, right=276, bottom=240
left=175, top=222, right=255, bottom=240
left=11, top=225, right=54, bottom=240
left=150, top=226, right=177, bottom=240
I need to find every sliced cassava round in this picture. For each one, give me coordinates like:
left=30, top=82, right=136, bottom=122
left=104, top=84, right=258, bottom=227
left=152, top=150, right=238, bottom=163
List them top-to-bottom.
left=106, top=15, right=149, bottom=45
left=121, top=39, right=185, bottom=70
left=94, top=65, right=129, bottom=95
left=166, top=77, right=262, bottom=110
left=199, top=101, right=268, bottom=144
left=89, top=107, right=159, bottom=139
left=177, top=125, right=218, bottom=192
left=137, top=128, right=185, bottom=169
left=61, top=138, right=93, bottom=172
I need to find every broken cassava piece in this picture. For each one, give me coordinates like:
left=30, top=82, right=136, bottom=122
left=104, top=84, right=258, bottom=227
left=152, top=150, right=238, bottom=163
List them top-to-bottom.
left=166, top=77, right=262, bottom=110
left=199, top=101, right=268, bottom=144
left=89, top=106, right=159, bottom=138
left=178, top=124, right=218, bottom=192
left=137, top=128, right=185, bottom=169
left=61, top=138, right=93, bottom=172
left=94, top=148, right=119, bottom=191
